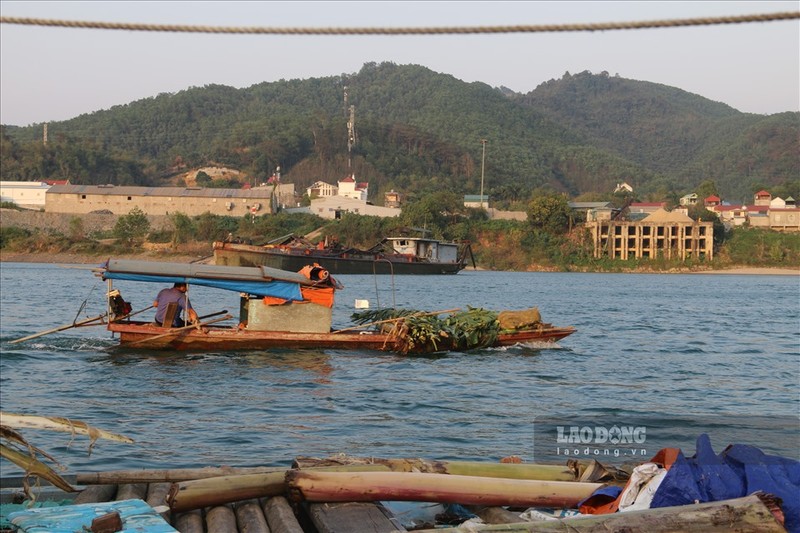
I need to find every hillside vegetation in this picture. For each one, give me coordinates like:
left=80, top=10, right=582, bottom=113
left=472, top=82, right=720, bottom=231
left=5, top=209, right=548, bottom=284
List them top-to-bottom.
left=2, top=63, right=797, bottom=205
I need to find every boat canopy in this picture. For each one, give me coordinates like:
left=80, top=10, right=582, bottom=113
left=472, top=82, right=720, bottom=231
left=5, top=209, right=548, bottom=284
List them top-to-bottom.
left=98, top=259, right=323, bottom=301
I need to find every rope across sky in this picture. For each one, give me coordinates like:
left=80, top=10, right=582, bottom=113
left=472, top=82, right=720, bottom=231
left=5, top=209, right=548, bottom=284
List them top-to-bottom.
left=1, top=12, right=798, bottom=35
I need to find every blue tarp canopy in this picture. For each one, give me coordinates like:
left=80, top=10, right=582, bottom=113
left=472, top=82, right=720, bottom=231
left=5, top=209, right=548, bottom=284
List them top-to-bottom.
left=99, top=259, right=306, bottom=301
left=103, top=271, right=303, bottom=301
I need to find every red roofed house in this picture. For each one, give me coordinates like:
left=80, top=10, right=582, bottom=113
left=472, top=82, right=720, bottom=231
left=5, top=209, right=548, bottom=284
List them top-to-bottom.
left=337, top=174, right=368, bottom=201
left=754, top=190, right=772, bottom=206
left=704, top=195, right=721, bottom=208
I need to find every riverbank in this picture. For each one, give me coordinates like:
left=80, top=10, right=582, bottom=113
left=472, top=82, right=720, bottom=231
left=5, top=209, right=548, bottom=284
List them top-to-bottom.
left=1, top=251, right=797, bottom=275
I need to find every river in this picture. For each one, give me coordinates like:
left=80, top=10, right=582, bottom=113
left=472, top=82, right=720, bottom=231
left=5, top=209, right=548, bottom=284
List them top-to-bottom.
left=0, top=262, right=798, bottom=475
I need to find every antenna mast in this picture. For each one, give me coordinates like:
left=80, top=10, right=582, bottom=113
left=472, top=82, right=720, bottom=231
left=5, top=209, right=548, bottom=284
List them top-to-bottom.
left=347, top=104, right=356, bottom=170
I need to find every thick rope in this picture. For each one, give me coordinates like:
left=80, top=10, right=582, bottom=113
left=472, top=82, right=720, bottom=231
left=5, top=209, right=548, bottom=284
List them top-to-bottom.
left=0, top=12, right=798, bottom=35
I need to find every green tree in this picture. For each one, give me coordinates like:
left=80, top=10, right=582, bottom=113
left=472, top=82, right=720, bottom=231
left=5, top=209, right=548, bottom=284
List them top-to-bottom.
left=195, top=171, right=212, bottom=187
left=695, top=180, right=719, bottom=201
left=399, top=191, right=464, bottom=238
left=526, top=194, right=572, bottom=235
left=113, top=207, right=150, bottom=246
left=169, top=211, right=195, bottom=244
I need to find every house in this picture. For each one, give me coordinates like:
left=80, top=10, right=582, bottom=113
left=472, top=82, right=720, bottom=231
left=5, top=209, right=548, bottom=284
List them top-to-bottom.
left=337, top=175, right=368, bottom=201
left=0, top=181, right=67, bottom=209
left=306, top=181, right=338, bottom=199
left=614, top=182, right=634, bottom=194
left=45, top=184, right=277, bottom=217
left=384, top=190, right=403, bottom=208
left=753, top=190, right=772, bottom=206
left=679, top=193, right=698, bottom=207
left=307, top=195, right=400, bottom=220
left=464, top=195, right=489, bottom=209
left=704, top=196, right=721, bottom=209
left=769, top=197, right=787, bottom=209
left=569, top=202, right=614, bottom=222
left=629, top=202, right=667, bottom=215
left=712, top=204, right=749, bottom=227
left=745, top=205, right=771, bottom=229
left=486, top=208, right=527, bottom=221
left=768, top=208, right=800, bottom=232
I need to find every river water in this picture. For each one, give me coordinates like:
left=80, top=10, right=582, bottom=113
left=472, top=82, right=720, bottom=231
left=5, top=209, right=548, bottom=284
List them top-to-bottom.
left=0, top=262, right=798, bottom=476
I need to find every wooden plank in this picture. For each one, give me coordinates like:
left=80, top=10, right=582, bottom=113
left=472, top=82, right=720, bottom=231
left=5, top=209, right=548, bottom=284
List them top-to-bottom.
left=73, top=484, right=117, bottom=504
left=263, top=496, right=304, bottom=533
left=235, top=499, right=270, bottom=532
left=308, top=502, right=405, bottom=533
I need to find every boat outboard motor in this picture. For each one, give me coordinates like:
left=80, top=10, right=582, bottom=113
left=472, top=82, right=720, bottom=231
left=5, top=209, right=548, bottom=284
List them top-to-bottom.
left=108, top=289, right=133, bottom=318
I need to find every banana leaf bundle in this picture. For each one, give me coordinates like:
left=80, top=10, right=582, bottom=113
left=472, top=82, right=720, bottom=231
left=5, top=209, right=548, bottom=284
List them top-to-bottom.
left=351, top=307, right=500, bottom=354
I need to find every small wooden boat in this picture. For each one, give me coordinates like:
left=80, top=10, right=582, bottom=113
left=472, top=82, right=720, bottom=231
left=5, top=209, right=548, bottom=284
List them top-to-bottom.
left=213, top=233, right=475, bottom=275
left=72, top=259, right=574, bottom=354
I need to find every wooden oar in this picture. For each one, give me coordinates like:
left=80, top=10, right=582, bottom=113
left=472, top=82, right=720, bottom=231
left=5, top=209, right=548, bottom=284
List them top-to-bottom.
left=333, top=308, right=461, bottom=334
left=9, top=312, right=109, bottom=344
left=126, top=314, right=233, bottom=346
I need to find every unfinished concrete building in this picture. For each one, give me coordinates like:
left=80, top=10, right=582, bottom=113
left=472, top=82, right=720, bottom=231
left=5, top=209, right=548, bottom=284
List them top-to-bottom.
left=587, top=208, right=713, bottom=261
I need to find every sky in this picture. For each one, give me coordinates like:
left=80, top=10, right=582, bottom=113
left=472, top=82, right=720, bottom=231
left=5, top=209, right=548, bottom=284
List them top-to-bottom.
left=1, top=1, right=798, bottom=126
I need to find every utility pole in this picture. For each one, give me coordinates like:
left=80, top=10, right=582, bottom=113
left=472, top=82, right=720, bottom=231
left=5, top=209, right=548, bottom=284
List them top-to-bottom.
left=480, top=139, right=487, bottom=209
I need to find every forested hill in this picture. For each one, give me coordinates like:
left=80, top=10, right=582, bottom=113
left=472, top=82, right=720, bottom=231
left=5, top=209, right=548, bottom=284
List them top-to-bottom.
left=2, top=62, right=797, bottom=205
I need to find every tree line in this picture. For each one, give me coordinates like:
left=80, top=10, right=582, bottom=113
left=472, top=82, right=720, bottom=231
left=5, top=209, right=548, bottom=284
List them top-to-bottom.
left=2, top=64, right=797, bottom=208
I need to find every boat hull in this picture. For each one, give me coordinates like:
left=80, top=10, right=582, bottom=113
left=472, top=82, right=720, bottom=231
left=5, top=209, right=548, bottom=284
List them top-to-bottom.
left=213, top=243, right=465, bottom=275
left=108, top=322, right=575, bottom=353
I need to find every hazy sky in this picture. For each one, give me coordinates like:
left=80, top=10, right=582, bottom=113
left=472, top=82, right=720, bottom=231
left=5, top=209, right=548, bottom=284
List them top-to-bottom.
left=1, top=1, right=798, bottom=126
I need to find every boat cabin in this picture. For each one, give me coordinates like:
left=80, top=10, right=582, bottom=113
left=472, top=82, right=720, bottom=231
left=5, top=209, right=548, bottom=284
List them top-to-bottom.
left=386, top=237, right=459, bottom=263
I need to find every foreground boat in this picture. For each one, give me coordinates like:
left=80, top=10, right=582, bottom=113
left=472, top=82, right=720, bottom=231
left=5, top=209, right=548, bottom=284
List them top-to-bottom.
left=213, top=233, right=475, bottom=274
left=91, top=259, right=573, bottom=353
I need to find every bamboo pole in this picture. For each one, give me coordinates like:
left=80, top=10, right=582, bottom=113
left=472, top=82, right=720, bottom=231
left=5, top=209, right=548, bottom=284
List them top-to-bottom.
left=333, top=308, right=461, bottom=334
left=9, top=312, right=108, bottom=344
left=293, top=456, right=583, bottom=482
left=77, top=466, right=285, bottom=485
left=168, top=471, right=287, bottom=513
left=287, top=471, right=602, bottom=508
left=146, top=482, right=172, bottom=521
left=115, top=483, right=147, bottom=501
left=73, top=484, right=117, bottom=504
left=413, top=493, right=787, bottom=532
left=263, top=496, right=304, bottom=533
left=234, top=499, right=270, bottom=533
left=206, top=505, right=237, bottom=532
left=173, top=510, right=204, bottom=533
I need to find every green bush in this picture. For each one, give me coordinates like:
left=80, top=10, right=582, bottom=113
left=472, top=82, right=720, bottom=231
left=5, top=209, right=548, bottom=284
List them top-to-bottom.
left=0, top=226, right=31, bottom=248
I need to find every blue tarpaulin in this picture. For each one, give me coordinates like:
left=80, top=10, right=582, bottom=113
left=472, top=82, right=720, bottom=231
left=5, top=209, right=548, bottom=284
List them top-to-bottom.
left=103, top=272, right=303, bottom=301
left=650, top=434, right=800, bottom=532
left=8, top=498, right=176, bottom=532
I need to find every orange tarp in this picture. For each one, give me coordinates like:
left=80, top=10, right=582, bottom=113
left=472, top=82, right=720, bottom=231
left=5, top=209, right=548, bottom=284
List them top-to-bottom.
left=300, top=286, right=335, bottom=308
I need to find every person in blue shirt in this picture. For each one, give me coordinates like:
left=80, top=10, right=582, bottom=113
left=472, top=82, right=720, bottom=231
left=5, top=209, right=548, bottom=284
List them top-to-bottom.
left=153, top=282, right=199, bottom=327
